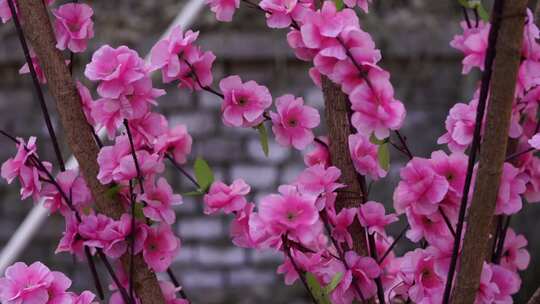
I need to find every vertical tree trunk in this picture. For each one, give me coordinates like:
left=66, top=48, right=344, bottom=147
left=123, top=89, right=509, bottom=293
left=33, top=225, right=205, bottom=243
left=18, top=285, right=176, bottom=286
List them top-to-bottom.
left=15, top=1, right=165, bottom=303
left=451, top=1, right=528, bottom=303
left=322, top=77, right=369, bottom=256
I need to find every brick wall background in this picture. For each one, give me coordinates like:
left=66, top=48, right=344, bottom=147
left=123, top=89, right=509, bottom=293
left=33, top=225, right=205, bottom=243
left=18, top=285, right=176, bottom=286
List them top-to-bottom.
left=0, top=0, right=539, bottom=303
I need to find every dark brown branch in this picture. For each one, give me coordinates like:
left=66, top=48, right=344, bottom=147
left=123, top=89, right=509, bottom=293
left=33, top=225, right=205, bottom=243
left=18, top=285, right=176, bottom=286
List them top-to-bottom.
left=451, top=0, right=528, bottom=303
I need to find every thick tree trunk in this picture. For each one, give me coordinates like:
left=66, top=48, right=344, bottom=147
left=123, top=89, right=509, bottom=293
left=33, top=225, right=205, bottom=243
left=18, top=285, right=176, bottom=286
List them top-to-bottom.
left=450, top=0, right=528, bottom=303
left=15, top=1, right=165, bottom=303
left=322, top=77, right=369, bottom=256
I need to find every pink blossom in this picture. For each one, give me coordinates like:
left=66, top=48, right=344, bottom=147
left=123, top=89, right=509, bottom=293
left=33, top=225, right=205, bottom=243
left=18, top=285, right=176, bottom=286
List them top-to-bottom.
left=0, top=0, right=54, bottom=23
left=206, top=0, right=240, bottom=22
left=259, top=0, right=307, bottom=29
left=343, top=0, right=371, bottom=13
left=299, top=1, right=358, bottom=50
left=53, top=3, right=94, bottom=53
left=523, top=9, right=540, bottom=60
left=450, top=21, right=490, bottom=74
left=287, top=29, right=318, bottom=61
left=84, top=45, right=146, bottom=98
left=19, top=50, right=46, bottom=84
left=350, top=67, right=406, bottom=139
left=219, top=75, right=272, bottom=127
left=77, top=81, right=95, bottom=126
left=270, top=94, right=320, bottom=150
left=438, top=99, right=478, bottom=152
left=129, top=112, right=169, bottom=147
left=154, top=124, right=192, bottom=164
left=348, top=133, right=386, bottom=180
left=528, top=133, right=540, bottom=149
left=97, top=135, right=131, bottom=184
left=1, top=136, right=37, bottom=184
left=303, top=136, right=330, bottom=167
left=113, top=150, right=165, bottom=183
left=429, top=150, right=467, bottom=194
left=523, top=156, right=540, bottom=202
left=393, top=157, right=449, bottom=215
left=495, top=163, right=526, bottom=215
left=295, top=164, right=342, bottom=197
left=41, top=169, right=92, bottom=214
left=139, top=178, right=183, bottom=224
left=203, top=179, right=250, bottom=215
left=258, top=185, right=320, bottom=244
left=357, top=201, right=397, bottom=234
left=230, top=203, right=257, bottom=248
left=327, top=207, right=355, bottom=248
left=405, top=209, right=453, bottom=244
left=56, top=212, right=84, bottom=258
left=78, top=213, right=114, bottom=249
left=100, top=214, right=146, bottom=258
left=143, top=223, right=180, bottom=272
left=500, top=228, right=530, bottom=271
left=400, top=249, right=444, bottom=303
left=277, top=250, right=324, bottom=286
left=331, top=251, right=380, bottom=302
left=0, top=261, right=54, bottom=304
left=475, top=263, right=501, bottom=304
left=490, top=264, right=521, bottom=303
left=160, top=281, right=189, bottom=304
left=72, top=291, right=96, bottom=304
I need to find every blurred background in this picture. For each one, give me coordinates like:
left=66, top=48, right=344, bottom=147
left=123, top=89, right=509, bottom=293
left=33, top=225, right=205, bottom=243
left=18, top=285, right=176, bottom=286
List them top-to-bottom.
left=0, top=0, right=539, bottom=303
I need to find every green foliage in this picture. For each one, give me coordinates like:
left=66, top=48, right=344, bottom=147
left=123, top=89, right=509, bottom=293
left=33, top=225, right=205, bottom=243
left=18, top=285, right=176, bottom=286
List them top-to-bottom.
left=458, top=0, right=489, bottom=21
left=257, top=123, right=270, bottom=157
left=378, top=142, right=390, bottom=171
left=194, top=157, right=214, bottom=193
left=105, top=184, right=121, bottom=200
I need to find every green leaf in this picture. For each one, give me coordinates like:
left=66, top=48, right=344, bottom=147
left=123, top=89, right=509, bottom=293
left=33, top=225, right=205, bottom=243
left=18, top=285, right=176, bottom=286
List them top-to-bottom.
left=333, top=0, right=344, bottom=10
left=476, top=3, right=489, bottom=21
left=257, top=123, right=270, bottom=157
left=369, top=133, right=385, bottom=145
left=378, top=142, right=390, bottom=171
left=194, top=157, right=214, bottom=192
left=105, top=184, right=121, bottom=200
left=182, top=190, right=204, bottom=196
left=133, top=202, right=145, bottom=220
left=323, top=272, right=343, bottom=294
left=306, top=273, right=331, bottom=304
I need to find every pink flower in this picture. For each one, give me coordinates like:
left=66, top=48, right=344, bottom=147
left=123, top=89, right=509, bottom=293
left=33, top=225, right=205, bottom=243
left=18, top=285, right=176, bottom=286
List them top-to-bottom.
left=0, top=0, right=54, bottom=23
left=206, top=0, right=240, bottom=22
left=259, top=0, right=309, bottom=29
left=343, top=0, right=371, bottom=13
left=299, top=1, right=358, bottom=49
left=53, top=3, right=94, bottom=53
left=450, top=21, right=490, bottom=74
left=150, top=26, right=215, bottom=90
left=287, top=29, right=318, bottom=61
left=84, top=45, right=146, bottom=98
left=19, top=50, right=46, bottom=84
left=350, top=67, right=406, bottom=139
left=219, top=75, right=272, bottom=127
left=77, top=81, right=95, bottom=126
left=270, top=94, right=320, bottom=150
left=437, top=99, right=478, bottom=152
left=129, top=112, right=169, bottom=147
left=154, top=124, right=192, bottom=164
left=348, top=133, right=386, bottom=180
left=528, top=133, right=540, bottom=149
left=97, top=135, right=131, bottom=184
left=1, top=136, right=37, bottom=184
left=303, top=136, right=330, bottom=167
left=114, top=150, right=165, bottom=183
left=429, top=150, right=467, bottom=194
left=522, top=156, right=540, bottom=203
left=393, top=157, right=449, bottom=215
left=495, top=163, right=526, bottom=215
left=295, top=164, right=343, bottom=197
left=41, top=169, right=92, bottom=215
left=139, top=178, right=182, bottom=224
left=203, top=179, right=250, bottom=215
left=258, top=185, right=320, bottom=244
left=358, top=201, right=397, bottom=234
left=230, top=203, right=257, bottom=248
left=327, top=207, right=356, bottom=248
left=405, top=209, right=453, bottom=244
left=56, top=212, right=84, bottom=258
left=78, top=214, right=114, bottom=249
left=100, top=214, right=146, bottom=258
left=143, top=223, right=180, bottom=272
left=500, top=228, right=530, bottom=271
left=400, top=249, right=444, bottom=303
left=331, top=252, right=380, bottom=302
left=0, top=261, right=54, bottom=304
left=476, top=263, right=500, bottom=304
left=490, top=264, right=521, bottom=303
left=160, top=281, right=189, bottom=304
left=72, top=291, right=96, bottom=304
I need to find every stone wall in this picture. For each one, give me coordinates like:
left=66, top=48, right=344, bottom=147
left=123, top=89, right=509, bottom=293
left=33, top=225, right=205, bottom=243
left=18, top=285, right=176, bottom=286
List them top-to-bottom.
left=0, top=0, right=539, bottom=303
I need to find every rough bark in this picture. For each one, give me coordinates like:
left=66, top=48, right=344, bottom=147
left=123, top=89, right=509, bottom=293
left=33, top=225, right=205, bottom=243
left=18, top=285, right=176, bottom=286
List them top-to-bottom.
left=16, top=1, right=165, bottom=303
left=450, top=1, right=528, bottom=303
left=322, top=77, right=369, bottom=256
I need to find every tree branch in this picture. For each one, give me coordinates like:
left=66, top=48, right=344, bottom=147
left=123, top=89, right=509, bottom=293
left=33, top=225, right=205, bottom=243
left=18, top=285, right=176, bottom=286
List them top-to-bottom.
left=15, top=1, right=165, bottom=303
left=450, top=1, right=528, bottom=303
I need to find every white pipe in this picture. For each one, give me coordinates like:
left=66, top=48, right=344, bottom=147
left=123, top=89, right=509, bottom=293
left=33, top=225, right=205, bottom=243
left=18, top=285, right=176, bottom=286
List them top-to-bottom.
left=0, top=0, right=206, bottom=274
